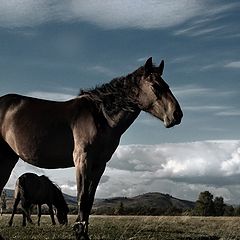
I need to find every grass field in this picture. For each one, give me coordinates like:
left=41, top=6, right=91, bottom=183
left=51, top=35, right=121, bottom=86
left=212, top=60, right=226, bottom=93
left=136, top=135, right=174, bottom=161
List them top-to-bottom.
left=1, top=215, right=240, bottom=240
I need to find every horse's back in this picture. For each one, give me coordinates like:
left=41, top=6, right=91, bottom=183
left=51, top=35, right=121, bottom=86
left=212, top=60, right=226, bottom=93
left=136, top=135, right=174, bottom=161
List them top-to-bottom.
left=17, top=173, right=51, bottom=203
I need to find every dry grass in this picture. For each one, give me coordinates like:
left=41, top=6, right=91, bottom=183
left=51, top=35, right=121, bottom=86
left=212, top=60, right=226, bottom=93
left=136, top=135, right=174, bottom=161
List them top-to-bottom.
left=1, top=215, right=240, bottom=239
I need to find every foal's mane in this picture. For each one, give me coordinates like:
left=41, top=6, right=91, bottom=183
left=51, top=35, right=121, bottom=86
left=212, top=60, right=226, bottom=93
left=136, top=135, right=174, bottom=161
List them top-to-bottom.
left=79, top=66, right=144, bottom=116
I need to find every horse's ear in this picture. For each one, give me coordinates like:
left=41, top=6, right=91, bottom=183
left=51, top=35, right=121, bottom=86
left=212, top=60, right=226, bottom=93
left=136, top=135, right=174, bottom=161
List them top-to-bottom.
left=144, top=57, right=153, bottom=75
left=159, top=60, right=164, bottom=75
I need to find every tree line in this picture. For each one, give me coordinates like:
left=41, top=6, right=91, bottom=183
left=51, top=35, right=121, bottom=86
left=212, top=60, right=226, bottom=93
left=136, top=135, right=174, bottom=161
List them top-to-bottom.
left=193, top=191, right=237, bottom=216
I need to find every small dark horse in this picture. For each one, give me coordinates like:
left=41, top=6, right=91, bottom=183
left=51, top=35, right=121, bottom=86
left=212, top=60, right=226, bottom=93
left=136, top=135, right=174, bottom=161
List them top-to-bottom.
left=0, top=57, right=182, bottom=239
left=8, top=173, right=69, bottom=226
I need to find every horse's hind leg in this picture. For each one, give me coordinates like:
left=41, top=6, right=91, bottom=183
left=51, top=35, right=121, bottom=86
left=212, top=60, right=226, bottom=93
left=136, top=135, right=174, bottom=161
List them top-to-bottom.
left=0, top=139, right=18, bottom=195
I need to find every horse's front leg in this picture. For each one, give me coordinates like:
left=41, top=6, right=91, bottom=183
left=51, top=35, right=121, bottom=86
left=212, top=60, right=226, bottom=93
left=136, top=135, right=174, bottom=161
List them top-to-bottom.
left=74, top=152, right=91, bottom=240
left=86, top=163, right=106, bottom=219
left=47, top=204, right=56, bottom=225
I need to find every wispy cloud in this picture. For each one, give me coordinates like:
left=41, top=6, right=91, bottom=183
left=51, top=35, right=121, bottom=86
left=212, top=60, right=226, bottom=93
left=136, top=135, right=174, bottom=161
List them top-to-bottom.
left=0, top=0, right=206, bottom=29
left=173, top=2, right=240, bottom=37
left=174, top=26, right=224, bottom=37
left=188, top=26, right=225, bottom=37
left=170, top=56, right=194, bottom=64
left=137, top=57, right=148, bottom=62
left=200, top=60, right=240, bottom=71
left=224, top=61, right=240, bottom=68
left=200, top=63, right=222, bottom=71
left=88, top=65, right=116, bottom=77
left=173, top=85, right=212, bottom=98
left=173, top=85, right=237, bottom=99
left=27, top=91, right=75, bottom=101
left=184, top=105, right=229, bottom=112
left=216, top=110, right=240, bottom=117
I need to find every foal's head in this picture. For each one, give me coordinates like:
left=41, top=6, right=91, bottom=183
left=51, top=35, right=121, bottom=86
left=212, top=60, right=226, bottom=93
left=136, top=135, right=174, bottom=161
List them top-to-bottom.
left=136, top=57, right=183, bottom=128
left=52, top=185, right=69, bottom=225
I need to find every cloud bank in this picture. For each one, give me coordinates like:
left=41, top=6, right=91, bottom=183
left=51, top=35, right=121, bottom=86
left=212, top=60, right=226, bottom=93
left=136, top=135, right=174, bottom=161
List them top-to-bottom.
left=0, top=0, right=235, bottom=30
left=6, top=140, right=240, bottom=203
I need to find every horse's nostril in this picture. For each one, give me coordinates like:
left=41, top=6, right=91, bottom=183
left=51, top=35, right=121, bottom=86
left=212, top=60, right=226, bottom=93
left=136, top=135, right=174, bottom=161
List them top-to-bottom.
left=173, top=110, right=183, bottom=121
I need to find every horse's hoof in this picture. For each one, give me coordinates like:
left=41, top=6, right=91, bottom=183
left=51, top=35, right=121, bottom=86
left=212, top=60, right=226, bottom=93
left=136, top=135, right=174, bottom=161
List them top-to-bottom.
left=73, top=222, right=90, bottom=240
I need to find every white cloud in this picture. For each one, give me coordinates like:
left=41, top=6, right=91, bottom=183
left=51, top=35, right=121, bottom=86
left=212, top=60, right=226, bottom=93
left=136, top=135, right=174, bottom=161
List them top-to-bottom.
left=0, top=0, right=206, bottom=29
left=0, top=0, right=52, bottom=27
left=70, top=0, right=206, bottom=29
left=173, top=2, right=240, bottom=37
left=174, top=26, right=224, bottom=37
left=170, top=56, right=194, bottom=64
left=224, top=61, right=240, bottom=68
left=88, top=65, right=115, bottom=77
left=172, top=85, right=212, bottom=98
left=172, top=85, right=237, bottom=101
left=27, top=91, right=75, bottom=101
left=184, top=105, right=228, bottom=112
left=216, top=110, right=240, bottom=117
left=5, top=140, right=240, bottom=203
left=100, top=140, right=240, bottom=202
left=221, top=148, right=240, bottom=176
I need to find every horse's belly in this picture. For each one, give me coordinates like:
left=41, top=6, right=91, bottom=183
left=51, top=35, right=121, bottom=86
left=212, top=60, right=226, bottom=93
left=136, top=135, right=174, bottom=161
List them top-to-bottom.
left=11, top=129, right=75, bottom=169
left=23, top=151, right=74, bottom=169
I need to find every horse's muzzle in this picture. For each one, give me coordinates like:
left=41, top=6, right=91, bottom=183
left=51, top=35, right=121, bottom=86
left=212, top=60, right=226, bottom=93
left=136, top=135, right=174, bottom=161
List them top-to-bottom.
left=165, top=109, right=183, bottom=128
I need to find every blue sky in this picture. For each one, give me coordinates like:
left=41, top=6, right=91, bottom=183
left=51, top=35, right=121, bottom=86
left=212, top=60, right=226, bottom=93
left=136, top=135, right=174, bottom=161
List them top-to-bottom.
left=1, top=0, right=240, bottom=202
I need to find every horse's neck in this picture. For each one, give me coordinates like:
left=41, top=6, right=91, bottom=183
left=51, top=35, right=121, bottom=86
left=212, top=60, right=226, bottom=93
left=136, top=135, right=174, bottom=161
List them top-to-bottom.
left=110, top=109, right=141, bottom=135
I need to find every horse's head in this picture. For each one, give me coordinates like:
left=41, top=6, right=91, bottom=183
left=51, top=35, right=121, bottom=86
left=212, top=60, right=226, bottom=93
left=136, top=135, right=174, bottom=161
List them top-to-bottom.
left=137, top=57, right=183, bottom=128
left=56, top=207, right=69, bottom=225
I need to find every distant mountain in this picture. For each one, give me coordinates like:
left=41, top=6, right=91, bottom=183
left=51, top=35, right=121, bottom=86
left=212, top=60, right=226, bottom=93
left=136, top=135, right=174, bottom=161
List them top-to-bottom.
left=3, top=189, right=194, bottom=215
left=92, top=192, right=195, bottom=215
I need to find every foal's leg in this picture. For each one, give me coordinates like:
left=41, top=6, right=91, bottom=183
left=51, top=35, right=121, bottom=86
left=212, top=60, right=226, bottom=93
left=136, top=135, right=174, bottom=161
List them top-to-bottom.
left=8, top=193, right=21, bottom=226
left=21, top=202, right=33, bottom=226
left=37, top=204, right=42, bottom=226
left=47, top=204, right=56, bottom=225
left=22, top=211, right=27, bottom=227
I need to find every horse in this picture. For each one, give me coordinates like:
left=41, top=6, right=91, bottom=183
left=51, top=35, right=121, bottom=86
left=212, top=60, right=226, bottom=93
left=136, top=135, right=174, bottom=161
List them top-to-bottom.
left=0, top=57, right=182, bottom=239
left=8, top=173, right=69, bottom=226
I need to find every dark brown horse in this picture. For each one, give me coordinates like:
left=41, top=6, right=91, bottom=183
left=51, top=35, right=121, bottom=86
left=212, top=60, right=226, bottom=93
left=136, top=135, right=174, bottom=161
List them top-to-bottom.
left=0, top=57, right=182, bottom=239
left=8, top=173, right=69, bottom=226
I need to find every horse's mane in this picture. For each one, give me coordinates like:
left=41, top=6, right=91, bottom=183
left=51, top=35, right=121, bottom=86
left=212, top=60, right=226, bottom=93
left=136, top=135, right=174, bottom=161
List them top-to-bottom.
left=79, top=66, right=145, bottom=117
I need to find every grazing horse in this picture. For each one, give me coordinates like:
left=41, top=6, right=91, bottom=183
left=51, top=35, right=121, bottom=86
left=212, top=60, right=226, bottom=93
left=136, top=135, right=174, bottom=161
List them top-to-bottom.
left=0, top=57, right=182, bottom=239
left=8, top=173, right=69, bottom=226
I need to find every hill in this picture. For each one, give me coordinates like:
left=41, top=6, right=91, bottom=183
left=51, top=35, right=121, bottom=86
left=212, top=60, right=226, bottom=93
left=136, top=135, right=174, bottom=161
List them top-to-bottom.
left=2, top=189, right=194, bottom=215
left=92, top=192, right=195, bottom=215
